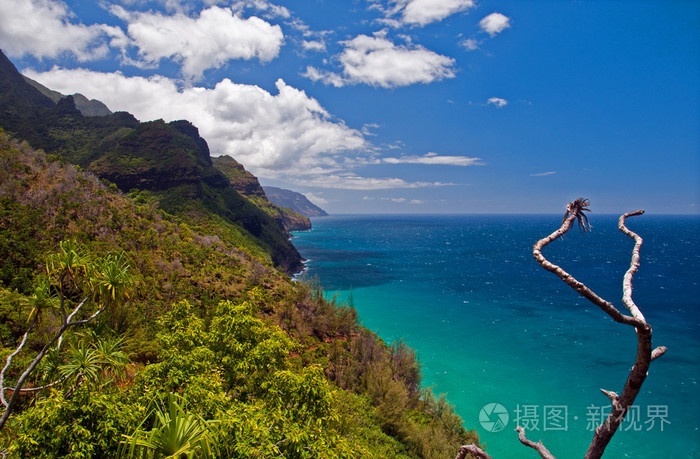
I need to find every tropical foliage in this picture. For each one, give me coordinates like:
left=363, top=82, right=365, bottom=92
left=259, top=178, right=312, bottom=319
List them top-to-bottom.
left=0, top=130, right=481, bottom=457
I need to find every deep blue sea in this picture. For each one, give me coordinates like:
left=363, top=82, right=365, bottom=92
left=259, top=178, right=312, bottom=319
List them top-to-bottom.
left=291, top=214, right=700, bottom=459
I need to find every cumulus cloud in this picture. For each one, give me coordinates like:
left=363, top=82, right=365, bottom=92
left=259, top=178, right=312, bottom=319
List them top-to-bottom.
left=0, top=0, right=126, bottom=61
left=376, top=0, right=475, bottom=26
left=398, top=0, right=475, bottom=26
left=111, top=5, right=283, bottom=80
left=479, top=12, right=511, bottom=37
left=303, top=34, right=455, bottom=88
left=25, top=68, right=366, bottom=180
left=487, top=97, right=508, bottom=108
left=383, top=152, right=481, bottom=166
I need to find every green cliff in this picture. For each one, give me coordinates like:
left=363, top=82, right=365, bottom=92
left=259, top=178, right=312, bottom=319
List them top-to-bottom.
left=213, top=155, right=312, bottom=232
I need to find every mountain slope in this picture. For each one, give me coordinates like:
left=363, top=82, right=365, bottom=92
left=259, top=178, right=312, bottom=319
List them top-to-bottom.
left=0, top=50, right=302, bottom=273
left=0, top=129, right=481, bottom=458
left=213, top=155, right=311, bottom=231
left=263, top=186, right=328, bottom=217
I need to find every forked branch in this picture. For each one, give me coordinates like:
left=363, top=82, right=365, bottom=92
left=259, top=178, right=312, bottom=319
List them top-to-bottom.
left=530, top=199, right=665, bottom=459
left=458, top=200, right=666, bottom=459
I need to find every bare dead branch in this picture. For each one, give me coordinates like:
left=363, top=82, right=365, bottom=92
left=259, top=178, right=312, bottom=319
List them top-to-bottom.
left=531, top=200, right=666, bottom=459
left=456, top=201, right=667, bottom=459
left=533, top=204, right=641, bottom=328
left=583, top=208, right=668, bottom=458
left=618, top=210, right=646, bottom=321
left=56, top=296, right=88, bottom=350
left=0, top=299, right=107, bottom=431
left=67, top=304, right=106, bottom=327
left=0, top=328, right=31, bottom=407
left=651, top=346, right=667, bottom=361
left=7, top=376, right=67, bottom=393
left=600, top=389, right=620, bottom=406
left=516, top=426, right=556, bottom=459
left=455, top=444, right=494, bottom=459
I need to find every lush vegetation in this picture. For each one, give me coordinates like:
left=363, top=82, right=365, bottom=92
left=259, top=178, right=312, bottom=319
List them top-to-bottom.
left=0, top=48, right=482, bottom=457
left=0, top=131, right=481, bottom=457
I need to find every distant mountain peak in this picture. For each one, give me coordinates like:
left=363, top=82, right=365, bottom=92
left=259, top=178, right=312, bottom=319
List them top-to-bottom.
left=22, top=75, right=112, bottom=117
left=263, top=186, right=328, bottom=218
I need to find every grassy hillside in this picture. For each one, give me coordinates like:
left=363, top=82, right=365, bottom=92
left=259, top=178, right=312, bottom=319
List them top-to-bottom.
left=0, top=131, right=481, bottom=457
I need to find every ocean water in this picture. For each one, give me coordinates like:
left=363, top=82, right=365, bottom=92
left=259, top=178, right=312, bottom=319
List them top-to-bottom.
left=291, top=214, right=700, bottom=459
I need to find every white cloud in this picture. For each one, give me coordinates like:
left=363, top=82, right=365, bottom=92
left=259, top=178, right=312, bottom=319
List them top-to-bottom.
left=0, top=0, right=126, bottom=61
left=245, top=0, right=291, bottom=19
left=375, top=0, right=474, bottom=26
left=399, top=0, right=475, bottom=26
left=113, top=5, right=283, bottom=80
left=479, top=12, right=511, bottom=37
left=304, top=34, right=455, bottom=88
left=460, top=38, right=479, bottom=51
left=301, top=40, right=326, bottom=52
left=302, top=66, right=346, bottom=87
left=25, top=68, right=366, bottom=181
left=487, top=97, right=508, bottom=108
left=362, top=123, right=381, bottom=136
left=383, top=152, right=481, bottom=166
left=530, top=171, right=557, bottom=177
left=292, top=174, right=450, bottom=190
left=303, top=192, right=329, bottom=206
left=379, top=197, right=425, bottom=204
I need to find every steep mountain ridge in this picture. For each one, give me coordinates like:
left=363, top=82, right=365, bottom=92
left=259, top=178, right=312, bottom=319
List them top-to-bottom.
left=0, top=50, right=302, bottom=273
left=22, top=75, right=112, bottom=116
left=212, top=155, right=312, bottom=231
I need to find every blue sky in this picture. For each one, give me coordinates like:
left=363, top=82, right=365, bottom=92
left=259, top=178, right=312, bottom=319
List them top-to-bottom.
left=1, top=0, right=698, bottom=214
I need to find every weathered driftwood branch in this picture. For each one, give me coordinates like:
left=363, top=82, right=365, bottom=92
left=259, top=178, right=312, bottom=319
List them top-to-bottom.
left=529, top=198, right=666, bottom=459
left=516, top=426, right=556, bottom=459
left=455, top=444, right=494, bottom=459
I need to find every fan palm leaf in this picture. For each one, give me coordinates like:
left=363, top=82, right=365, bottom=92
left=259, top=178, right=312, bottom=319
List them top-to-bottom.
left=119, top=394, right=216, bottom=459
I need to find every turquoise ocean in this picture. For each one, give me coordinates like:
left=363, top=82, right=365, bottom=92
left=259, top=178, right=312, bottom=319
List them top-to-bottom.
left=291, top=214, right=700, bottom=458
